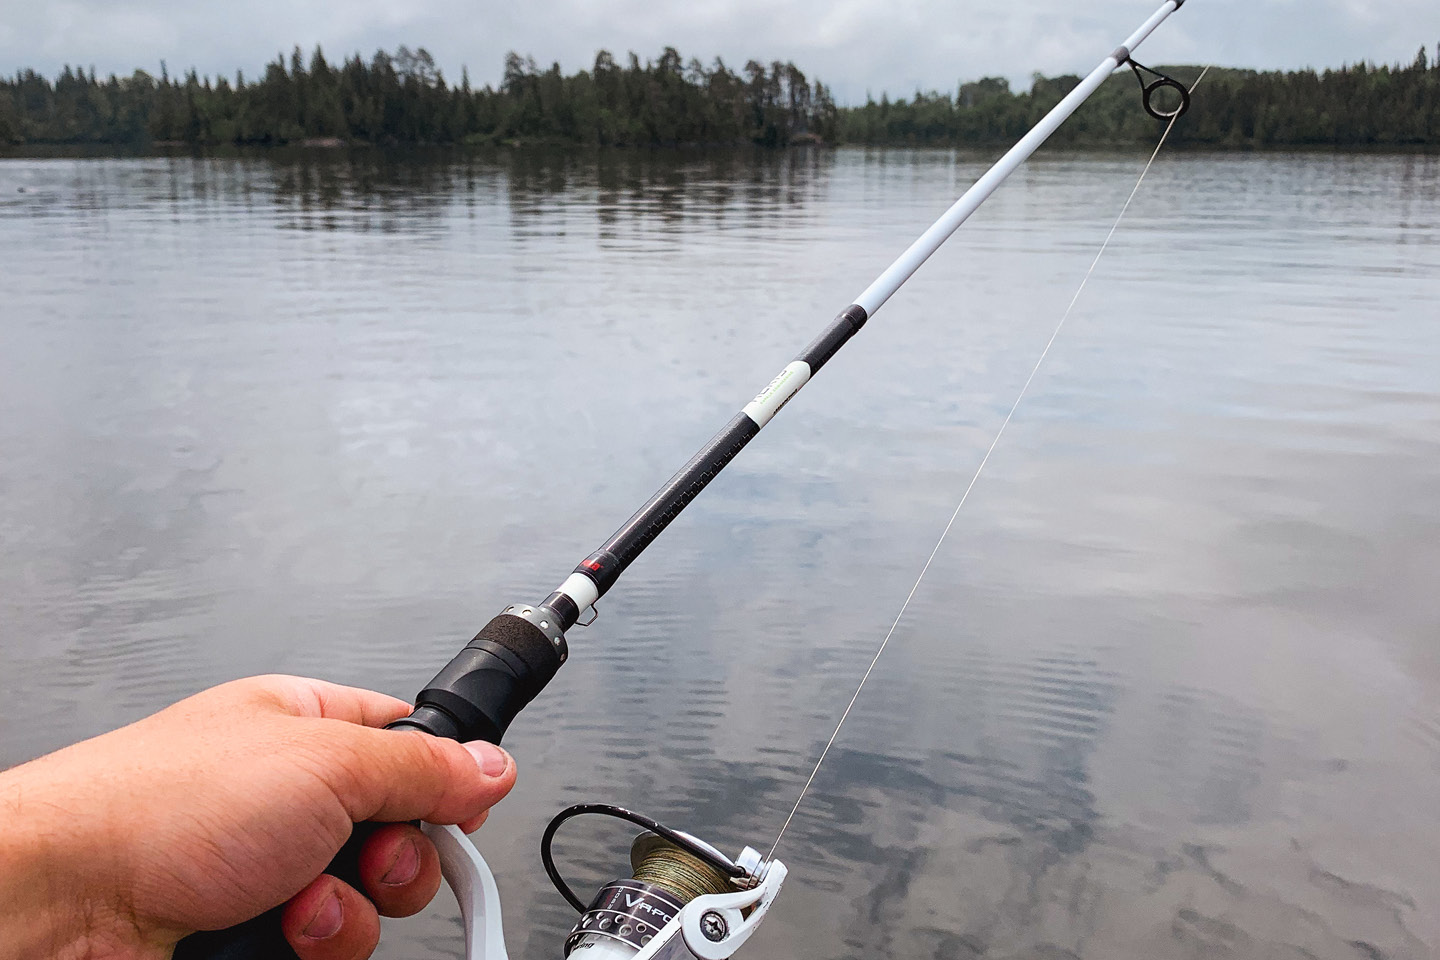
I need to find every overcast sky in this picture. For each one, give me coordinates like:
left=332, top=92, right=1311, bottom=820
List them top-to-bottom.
left=3, top=0, right=1438, bottom=104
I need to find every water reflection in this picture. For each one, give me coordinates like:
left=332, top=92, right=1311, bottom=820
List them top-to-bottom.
left=3, top=145, right=843, bottom=236
left=1, top=148, right=1438, bottom=959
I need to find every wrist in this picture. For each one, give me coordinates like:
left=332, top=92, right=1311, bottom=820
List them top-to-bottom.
left=0, top=762, right=162, bottom=960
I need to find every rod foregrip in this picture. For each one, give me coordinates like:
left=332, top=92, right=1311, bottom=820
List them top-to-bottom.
left=173, top=609, right=567, bottom=960
left=394, top=611, right=567, bottom=743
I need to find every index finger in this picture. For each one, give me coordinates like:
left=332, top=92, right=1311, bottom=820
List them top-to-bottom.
left=246, top=675, right=416, bottom=728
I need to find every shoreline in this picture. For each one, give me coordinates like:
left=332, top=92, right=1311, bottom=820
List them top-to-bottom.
left=4, top=140, right=1439, bottom=161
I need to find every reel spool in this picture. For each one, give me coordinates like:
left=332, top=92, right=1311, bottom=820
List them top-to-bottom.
left=541, top=804, right=787, bottom=960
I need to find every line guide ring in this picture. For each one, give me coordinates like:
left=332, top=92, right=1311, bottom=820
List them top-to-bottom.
left=1129, top=60, right=1191, bottom=121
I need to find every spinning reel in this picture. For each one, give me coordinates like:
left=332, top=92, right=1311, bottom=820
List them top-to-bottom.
left=432, top=804, right=786, bottom=960
left=545, top=805, right=787, bottom=960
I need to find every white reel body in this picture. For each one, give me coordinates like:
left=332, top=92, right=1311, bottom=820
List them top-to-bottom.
left=427, top=816, right=786, bottom=960
left=566, top=862, right=787, bottom=960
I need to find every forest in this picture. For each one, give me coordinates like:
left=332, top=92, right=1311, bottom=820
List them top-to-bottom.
left=1, top=43, right=1438, bottom=149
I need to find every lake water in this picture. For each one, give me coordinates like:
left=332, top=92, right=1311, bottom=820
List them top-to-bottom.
left=2, top=145, right=1438, bottom=960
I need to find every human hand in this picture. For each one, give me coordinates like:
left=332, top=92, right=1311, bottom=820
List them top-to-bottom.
left=0, top=675, right=517, bottom=960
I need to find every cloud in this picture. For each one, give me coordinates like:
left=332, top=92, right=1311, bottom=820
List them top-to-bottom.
left=1, top=0, right=1436, bottom=104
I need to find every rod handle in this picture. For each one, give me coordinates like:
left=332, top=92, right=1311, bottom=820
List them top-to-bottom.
left=172, top=612, right=565, bottom=959
left=170, top=818, right=412, bottom=960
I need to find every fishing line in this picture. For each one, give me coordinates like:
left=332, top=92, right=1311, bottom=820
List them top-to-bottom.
left=766, top=66, right=1211, bottom=861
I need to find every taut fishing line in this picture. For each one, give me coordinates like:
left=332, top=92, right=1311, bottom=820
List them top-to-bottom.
left=767, top=66, right=1213, bottom=861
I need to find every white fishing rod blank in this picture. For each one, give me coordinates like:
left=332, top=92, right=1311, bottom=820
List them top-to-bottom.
left=855, top=0, right=1189, bottom=315
left=175, top=3, right=1194, bottom=959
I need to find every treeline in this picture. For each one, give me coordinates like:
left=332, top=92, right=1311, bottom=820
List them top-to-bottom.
left=2, top=45, right=1439, bottom=149
left=0, top=46, right=836, bottom=147
left=841, top=50, right=1440, bottom=148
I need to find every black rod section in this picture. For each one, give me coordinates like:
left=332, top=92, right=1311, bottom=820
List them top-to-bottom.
left=568, top=304, right=868, bottom=603
left=575, top=412, right=761, bottom=597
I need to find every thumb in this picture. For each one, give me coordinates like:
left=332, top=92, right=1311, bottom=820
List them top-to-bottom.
left=308, top=722, right=517, bottom=826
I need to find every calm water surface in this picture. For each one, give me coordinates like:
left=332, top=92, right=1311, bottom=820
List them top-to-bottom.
left=1, top=147, right=1438, bottom=960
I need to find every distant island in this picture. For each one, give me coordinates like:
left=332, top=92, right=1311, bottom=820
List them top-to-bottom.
left=2, top=44, right=1437, bottom=149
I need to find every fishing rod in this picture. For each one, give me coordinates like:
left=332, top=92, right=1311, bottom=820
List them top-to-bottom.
left=177, top=3, right=1192, bottom=958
